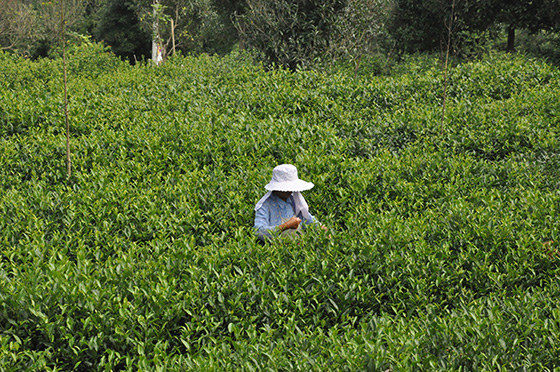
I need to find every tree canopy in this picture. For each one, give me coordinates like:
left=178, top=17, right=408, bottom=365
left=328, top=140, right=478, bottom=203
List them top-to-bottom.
left=1, top=0, right=559, bottom=66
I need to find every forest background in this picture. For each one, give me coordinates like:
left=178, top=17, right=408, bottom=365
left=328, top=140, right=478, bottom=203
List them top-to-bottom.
left=1, top=0, right=560, bottom=68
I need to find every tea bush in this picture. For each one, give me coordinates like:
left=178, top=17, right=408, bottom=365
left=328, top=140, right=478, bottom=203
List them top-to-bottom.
left=1, top=47, right=560, bottom=371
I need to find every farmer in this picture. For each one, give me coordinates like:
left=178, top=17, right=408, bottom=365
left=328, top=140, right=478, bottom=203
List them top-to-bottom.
left=254, top=164, right=326, bottom=242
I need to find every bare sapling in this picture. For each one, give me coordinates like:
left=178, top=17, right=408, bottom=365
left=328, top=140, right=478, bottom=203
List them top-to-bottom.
left=60, top=0, right=71, bottom=178
left=440, top=0, right=456, bottom=134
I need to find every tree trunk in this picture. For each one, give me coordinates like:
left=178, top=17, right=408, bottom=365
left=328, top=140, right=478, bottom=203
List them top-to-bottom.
left=152, top=0, right=159, bottom=64
left=507, top=25, right=515, bottom=52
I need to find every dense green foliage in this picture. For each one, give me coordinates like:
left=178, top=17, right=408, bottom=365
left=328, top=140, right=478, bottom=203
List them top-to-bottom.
left=0, top=0, right=244, bottom=61
left=2, top=0, right=560, bottom=68
left=93, top=0, right=152, bottom=63
left=235, top=0, right=347, bottom=70
left=389, top=0, right=560, bottom=56
left=1, top=46, right=560, bottom=370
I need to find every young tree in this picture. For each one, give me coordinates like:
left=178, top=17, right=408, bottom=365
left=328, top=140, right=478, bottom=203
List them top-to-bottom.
left=0, top=0, right=37, bottom=55
left=0, top=0, right=88, bottom=57
left=33, top=0, right=88, bottom=57
left=132, top=0, right=241, bottom=61
left=235, top=0, right=346, bottom=70
left=329, top=0, right=393, bottom=73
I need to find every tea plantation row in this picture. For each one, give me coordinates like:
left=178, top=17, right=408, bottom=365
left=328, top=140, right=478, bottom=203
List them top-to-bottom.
left=1, top=44, right=560, bottom=370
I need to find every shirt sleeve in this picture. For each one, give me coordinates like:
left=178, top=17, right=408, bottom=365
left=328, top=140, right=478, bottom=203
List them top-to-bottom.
left=254, top=205, right=276, bottom=241
left=299, top=211, right=318, bottom=227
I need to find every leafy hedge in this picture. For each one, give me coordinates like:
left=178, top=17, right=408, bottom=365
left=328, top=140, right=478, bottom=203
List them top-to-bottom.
left=1, top=47, right=560, bottom=371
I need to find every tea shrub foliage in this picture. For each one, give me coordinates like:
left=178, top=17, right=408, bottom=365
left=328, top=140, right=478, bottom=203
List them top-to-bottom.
left=1, top=47, right=560, bottom=371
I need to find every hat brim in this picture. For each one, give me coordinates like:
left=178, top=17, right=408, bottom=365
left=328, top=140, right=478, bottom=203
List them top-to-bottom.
left=265, top=180, right=314, bottom=192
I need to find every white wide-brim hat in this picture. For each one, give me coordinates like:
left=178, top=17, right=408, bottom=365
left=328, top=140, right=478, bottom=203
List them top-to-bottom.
left=264, top=164, right=314, bottom=192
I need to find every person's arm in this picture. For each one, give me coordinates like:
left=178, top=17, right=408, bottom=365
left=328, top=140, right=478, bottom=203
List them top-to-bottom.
left=254, top=206, right=274, bottom=241
left=255, top=206, right=301, bottom=241
left=299, top=210, right=317, bottom=227
left=279, top=217, right=301, bottom=230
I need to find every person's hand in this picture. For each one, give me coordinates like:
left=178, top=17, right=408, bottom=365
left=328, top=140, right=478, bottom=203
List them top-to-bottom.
left=280, top=217, right=301, bottom=231
left=319, top=224, right=332, bottom=239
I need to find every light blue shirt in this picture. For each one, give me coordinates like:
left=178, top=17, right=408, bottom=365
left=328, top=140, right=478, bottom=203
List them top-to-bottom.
left=254, top=193, right=316, bottom=241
